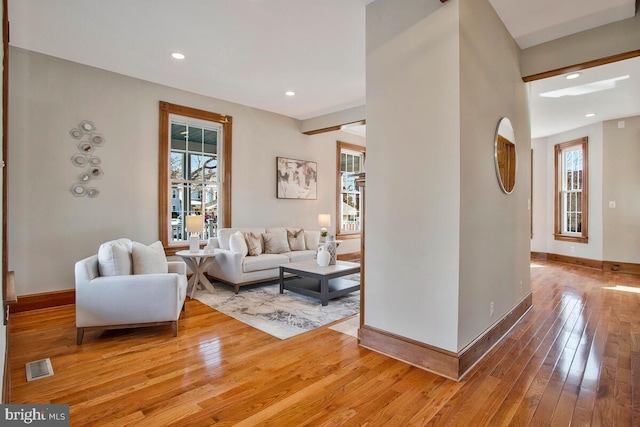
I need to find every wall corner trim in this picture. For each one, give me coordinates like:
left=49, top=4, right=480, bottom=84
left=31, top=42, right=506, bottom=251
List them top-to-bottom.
left=359, top=293, right=533, bottom=381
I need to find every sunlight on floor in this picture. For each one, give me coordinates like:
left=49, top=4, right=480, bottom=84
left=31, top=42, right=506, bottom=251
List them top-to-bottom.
left=530, top=262, right=546, bottom=268
left=602, top=285, right=640, bottom=294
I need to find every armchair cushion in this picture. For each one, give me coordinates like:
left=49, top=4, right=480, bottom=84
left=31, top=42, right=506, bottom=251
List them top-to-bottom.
left=98, top=238, right=133, bottom=276
left=132, top=241, right=168, bottom=274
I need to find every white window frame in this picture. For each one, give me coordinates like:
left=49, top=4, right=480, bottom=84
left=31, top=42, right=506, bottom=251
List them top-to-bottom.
left=168, top=114, right=222, bottom=244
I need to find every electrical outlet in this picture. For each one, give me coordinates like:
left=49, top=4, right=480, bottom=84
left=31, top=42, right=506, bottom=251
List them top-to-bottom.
left=570, top=246, right=575, bottom=253
left=520, top=280, right=523, bottom=291
left=490, top=301, right=495, bottom=317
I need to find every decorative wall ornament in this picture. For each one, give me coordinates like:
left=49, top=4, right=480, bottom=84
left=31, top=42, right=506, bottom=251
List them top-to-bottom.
left=69, top=120, right=105, bottom=197
left=69, top=128, right=83, bottom=139
left=70, top=183, right=87, bottom=197
left=86, top=188, right=100, bottom=198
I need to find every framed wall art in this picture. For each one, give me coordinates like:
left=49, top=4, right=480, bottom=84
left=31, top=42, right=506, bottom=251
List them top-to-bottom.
left=276, top=156, right=317, bottom=200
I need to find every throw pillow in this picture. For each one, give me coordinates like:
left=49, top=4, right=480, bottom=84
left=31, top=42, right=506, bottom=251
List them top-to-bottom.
left=287, top=229, right=306, bottom=251
left=229, top=230, right=249, bottom=256
left=304, top=230, right=320, bottom=250
left=262, top=231, right=290, bottom=254
left=244, top=232, right=263, bottom=256
left=97, top=238, right=133, bottom=276
left=131, top=241, right=168, bottom=274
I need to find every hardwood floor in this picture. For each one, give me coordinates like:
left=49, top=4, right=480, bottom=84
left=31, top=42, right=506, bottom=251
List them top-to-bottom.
left=8, top=260, right=640, bottom=426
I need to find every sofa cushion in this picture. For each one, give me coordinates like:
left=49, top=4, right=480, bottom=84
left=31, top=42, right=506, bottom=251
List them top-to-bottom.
left=218, top=228, right=266, bottom=250
left=287, top=229, right=306, bottom=251
left=304, top=230, right=320, bottom=250
left=229, top=231, right=249, bottom=256
left=263, top=231, right=290, bottom=254
left=245, top=232, right=263, bottom=256
left=98, top=238, right=133, bottom=277
left=131, top=241, right=168, bottom=275
left=285, top=250, right=317, bottom=263
left=242, top=254, right=289, bottom=273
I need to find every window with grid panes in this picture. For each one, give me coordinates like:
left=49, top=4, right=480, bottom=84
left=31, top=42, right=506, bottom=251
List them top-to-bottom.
left=158, top=102, right=232, bottom=253
left=169, top=116, right=221, bottom=243
left=554, top=137, right=588, bottom=243
left=337, top=141, right=365, bottom=237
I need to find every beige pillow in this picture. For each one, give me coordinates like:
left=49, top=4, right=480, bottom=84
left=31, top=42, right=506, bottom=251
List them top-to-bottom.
left=287, top=229, right=306, bottom=251
left=229, top=231, right=249, bottom=256
left=263, top=231, right=291, bottom=254
left=244, top=232, right=263, bottom=256
left=131, top=241, right=168, bottom=274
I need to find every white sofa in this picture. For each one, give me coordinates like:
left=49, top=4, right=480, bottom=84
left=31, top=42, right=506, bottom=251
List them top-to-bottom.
left=206, top=227, right=319, bottom=293
left=75, top=238, right=188, bottom=344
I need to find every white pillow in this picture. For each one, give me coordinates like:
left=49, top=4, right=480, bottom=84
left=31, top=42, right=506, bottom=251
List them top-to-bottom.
left=304, top=230, right=320, bottom=250
left=229, top=231, right=249, bottom=256
left=98, top=238, right=133, bottom=276
left=131, top=241, right=168, bottom=275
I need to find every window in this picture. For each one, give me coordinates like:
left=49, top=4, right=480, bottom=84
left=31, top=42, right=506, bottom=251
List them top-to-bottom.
left=159, top=102, right=232, bottom=253
left=554, top=137, right=588, bottom=243
left=336, top=141, right=365, bottom=239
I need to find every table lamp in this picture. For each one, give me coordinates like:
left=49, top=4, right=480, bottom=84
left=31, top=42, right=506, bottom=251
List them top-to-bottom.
left=318, top=214, right=331, bottom=241
left=185, top=215, right=203, bottom=252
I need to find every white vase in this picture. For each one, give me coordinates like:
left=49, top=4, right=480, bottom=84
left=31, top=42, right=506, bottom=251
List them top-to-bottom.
left=317, top=246, right=330, bottom=267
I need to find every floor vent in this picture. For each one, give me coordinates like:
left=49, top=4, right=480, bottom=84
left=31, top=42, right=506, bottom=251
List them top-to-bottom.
left=25, top=358, right=54, bottom=382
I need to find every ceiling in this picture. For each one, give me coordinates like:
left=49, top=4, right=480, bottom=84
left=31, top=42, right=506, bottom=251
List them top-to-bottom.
left=7, top=0, right=639, bottom=138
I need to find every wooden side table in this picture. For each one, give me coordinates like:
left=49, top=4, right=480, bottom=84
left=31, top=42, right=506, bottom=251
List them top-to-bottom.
left=175, top=250, right=217, bottom=298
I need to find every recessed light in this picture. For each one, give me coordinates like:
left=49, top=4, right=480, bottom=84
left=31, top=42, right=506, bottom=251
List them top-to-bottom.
left=171, top=52, right=185, bottom=60
left=566, top=72, right=582, bottom=80
left=285, top=91, right=296, bottom=96
left=585, top=113, right=596, bottom=118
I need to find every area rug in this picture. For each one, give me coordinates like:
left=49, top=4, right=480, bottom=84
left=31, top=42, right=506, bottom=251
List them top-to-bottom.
left=193, top=279, right=360, bottom=340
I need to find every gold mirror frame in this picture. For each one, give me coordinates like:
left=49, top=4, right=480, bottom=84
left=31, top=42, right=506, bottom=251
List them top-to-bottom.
left=494, top=117, right=516, bottom=194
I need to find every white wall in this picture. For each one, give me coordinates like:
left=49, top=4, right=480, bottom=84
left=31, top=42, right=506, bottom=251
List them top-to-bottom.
left=0, top=0, right=5, bottom=403
left=366, top=0, right=461, bottom=352
left=366, top=0, right=530, bottom=354
left=457, top=0, right=531, bottom=350
left=520, top=14, right=640, bottom=78
left=8, top=47, right=361, bottom=295
left=532, top=116, right=640, bottom=264
left=602, top=116, right=640, bottom=263
left=536, top=123, right=604, bottom=260
left=307, top=130, right=365, bottom=256
left=531, top=137, right=549, bottom=252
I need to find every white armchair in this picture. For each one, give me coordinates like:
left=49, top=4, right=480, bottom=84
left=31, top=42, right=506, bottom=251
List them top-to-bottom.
left=75, top=241, right=188, bottom=345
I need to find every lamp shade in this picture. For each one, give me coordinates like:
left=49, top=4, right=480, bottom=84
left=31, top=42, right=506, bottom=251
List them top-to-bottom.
left=318, top=214, right=331, bottom=227
left=185, top=215, right=203, bottom=233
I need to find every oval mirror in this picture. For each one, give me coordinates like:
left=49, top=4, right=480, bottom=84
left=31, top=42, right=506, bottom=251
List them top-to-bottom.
left=494, top=117, right=516, bottom=193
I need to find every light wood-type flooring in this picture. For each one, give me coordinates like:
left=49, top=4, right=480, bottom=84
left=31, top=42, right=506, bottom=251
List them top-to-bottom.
left=8, top=260, right=640, bottom=426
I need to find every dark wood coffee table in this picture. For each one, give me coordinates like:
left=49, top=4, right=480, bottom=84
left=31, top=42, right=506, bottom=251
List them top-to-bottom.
left=279, top=260, right=360, bottom=306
